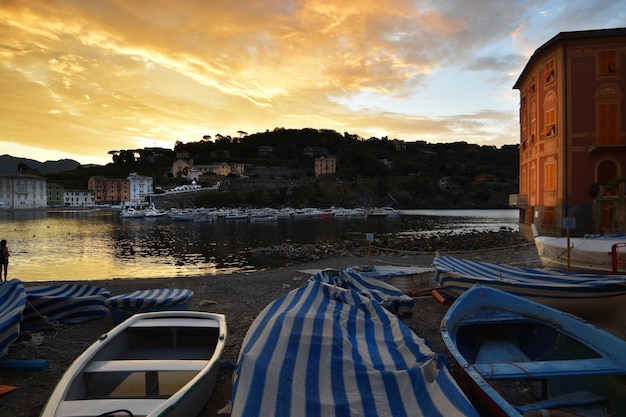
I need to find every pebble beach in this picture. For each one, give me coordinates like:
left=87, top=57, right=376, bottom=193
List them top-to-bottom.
left=1, top=231, right=624, bottom=417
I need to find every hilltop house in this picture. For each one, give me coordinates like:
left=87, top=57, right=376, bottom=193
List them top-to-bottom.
left=510, top=28, right=626, bottom=239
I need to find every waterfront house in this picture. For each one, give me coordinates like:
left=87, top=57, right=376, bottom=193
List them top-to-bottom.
left=511, top=28, right=626, bottom=239
left=0, top=173, right=47, bottom=209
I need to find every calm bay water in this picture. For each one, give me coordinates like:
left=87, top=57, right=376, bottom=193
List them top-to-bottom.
left=1, top=208, right=518, bottom=282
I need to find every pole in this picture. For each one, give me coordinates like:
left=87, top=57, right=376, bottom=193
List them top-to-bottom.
left=566, top=228, right=571, bottom=272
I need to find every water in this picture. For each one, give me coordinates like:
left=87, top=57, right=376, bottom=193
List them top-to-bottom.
left=1, top=208, right=518, bottom=282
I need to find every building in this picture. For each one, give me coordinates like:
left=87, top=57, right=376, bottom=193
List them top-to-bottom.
left=511, top=28, right=626, bottom=239
left=314, top=155, right=336, bottom=176
left=127, top=172, right=153, bottom=204
left=0, top=173, right=47, bottom=209
left=88, top=176, right=129, bottom=205
left=47, top=182, right=65, bottom=207
left=64, top=190, right=95, bottom=207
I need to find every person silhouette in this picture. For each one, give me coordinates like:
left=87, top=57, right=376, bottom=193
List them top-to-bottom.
left=0, top=239, right=9, bottom=281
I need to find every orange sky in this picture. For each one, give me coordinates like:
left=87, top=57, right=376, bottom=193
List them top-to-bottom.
left=1, top=1, right=624, bottom=165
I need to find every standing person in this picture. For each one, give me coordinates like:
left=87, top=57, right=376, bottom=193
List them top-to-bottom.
left=0, top=239, right=8, bottom=281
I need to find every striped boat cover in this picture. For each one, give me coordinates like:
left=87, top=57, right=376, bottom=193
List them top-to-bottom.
left=434, top=255, right=626, bottom=297
left=311, top=268, right=415, bottom=317
left=0, top=280, right=26, bottom=357
left=231, top=280, right=478, bottom=417
left=22, top=284, right=110, bottom=330
left=105, top=288, right=193, bottom=311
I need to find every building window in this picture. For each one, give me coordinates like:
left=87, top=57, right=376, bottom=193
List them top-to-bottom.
left=599, top=50, right=617, bottom=75
left=545, top=60, right=555, bottom=84
left=598, top=103, right=619, bottom=145
left=545, top=109, right=556, bottom=137
left=598, top=160, right=618, bottom=185
left=545, top=162, right=556, bottom=191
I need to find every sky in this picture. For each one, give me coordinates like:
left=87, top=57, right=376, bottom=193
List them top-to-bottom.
left=1, top=1, right=625, bottom=166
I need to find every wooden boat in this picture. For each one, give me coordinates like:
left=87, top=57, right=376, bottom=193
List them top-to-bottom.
left=532, top=225, right=626, bottom=273
left=434, top=255, right=626, bottom=322
left=0, top=279, right=26, bottom=357
left=231, top=279, right=479, bottom=417
left=21, top=284, right=110, bottom=331
left=440, top=285, right=626, bottom=417
left=40, top=311, right=227, bottom=417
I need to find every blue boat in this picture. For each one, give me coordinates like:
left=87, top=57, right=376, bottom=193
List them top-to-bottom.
left=434, top=255, right=626, bottom=322
left=231, top=279, right=478, bottom=417
left=0, top=280, right=26, bottom=357
left=21, top=284, right=110, bottom=330
left=441, top=285, right=626, bottom=417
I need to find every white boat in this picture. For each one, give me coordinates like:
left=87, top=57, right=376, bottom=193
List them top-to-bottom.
left=144, top=205, right=167, bottom=217
left=368, top=206, right=400, bottom=216
left=119, top=207, right=145, bottom=218
left=534, top=229, right=626, bottom=273
left=434, top=255, right=626, bottom=322
left=40, top=311, right=227, bottom=417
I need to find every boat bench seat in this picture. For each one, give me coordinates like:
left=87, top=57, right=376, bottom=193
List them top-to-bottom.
left=472, top=357, right=625, bottom=379
left=84, top=359, right=207, bottom=373
left=57, top=398, right=166, bottom=417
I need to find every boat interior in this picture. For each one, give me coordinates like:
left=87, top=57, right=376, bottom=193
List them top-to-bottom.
left=455, top=310, right=626, bottom=416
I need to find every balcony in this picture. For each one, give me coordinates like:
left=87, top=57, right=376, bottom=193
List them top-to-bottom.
left=509, top=193, right=528, bottom=208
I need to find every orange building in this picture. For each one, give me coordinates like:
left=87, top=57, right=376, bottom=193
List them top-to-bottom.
left=512, top=28, right=626, bottom=239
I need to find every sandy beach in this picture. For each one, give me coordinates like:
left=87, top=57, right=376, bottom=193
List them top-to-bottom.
left=1, top=242, right=624, bottom=417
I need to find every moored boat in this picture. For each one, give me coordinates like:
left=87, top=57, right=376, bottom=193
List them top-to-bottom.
left=434, top=255, right=626, bottom=322
left=231, top=279, right=479, bottom=417
left=440, top=285, right=626, bottom=417
left=40, top=311, right=227, bottom=417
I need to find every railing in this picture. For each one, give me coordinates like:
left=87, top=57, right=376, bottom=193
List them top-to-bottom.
left=508, top=194, right=528, bottom=208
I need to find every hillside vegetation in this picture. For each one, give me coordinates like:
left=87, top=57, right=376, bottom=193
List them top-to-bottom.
left=42, top=128, right=519, bottom=209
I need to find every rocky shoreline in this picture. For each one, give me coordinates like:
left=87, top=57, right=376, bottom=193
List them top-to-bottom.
left=0, top=231, right=587, bottom=417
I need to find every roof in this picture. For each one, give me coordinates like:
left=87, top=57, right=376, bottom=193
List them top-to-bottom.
left=513, top=27, right=626, bottom=89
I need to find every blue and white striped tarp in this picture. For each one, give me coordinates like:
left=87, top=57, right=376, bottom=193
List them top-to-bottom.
left=434, top=255, right=626, bottom=320
left=311, top=268, right=415, bottom=319
left=0, top=280, right=26, bottom=357
left=231, top=280, right=478, bottom=417
left=21, top=284, right=110, bottom=330
left=105, top=288, right=193, bottom=323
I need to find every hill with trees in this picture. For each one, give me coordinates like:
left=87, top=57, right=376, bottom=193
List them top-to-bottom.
left=41, top=128, right=519, bottom=209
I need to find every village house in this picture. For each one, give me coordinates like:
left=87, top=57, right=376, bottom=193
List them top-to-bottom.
left=510, top=27, right=626, bottom=239
left=314, top=155, right=336, bottom=176
left=0, top=173, right=47, bottom=209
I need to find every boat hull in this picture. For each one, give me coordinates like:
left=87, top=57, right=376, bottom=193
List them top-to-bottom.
left=535, top=234, right=626, bottom=273
left=434, top=256, right=626, bottom=322
left=441, top=286, right=626, bottom=417
left=40, top=311, right=226, bottom=417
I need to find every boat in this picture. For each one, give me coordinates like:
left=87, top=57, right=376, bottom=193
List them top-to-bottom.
left=144, top=204, right=168, bottom=217
left=367, top=206, right=401, bottom=216
left=119, top=207, right=145, bottom=218
left=534, top=232, right=626, bottom=273
left=434, top=255, right=626, bottom=322
left=346, top=264, right=436, bottom=295
left=310, top=268, right=415, bottom=320
left=231, top=279, right=479, bottom=417
left=0, top=280, right=26, bottom=357
left=21, top=284, right=110, bottom=331
left=440, top=285, right=626, bottom=417
left=105, top=288, right=194, bottom=324
left=40, top=311, right=227, bottom=417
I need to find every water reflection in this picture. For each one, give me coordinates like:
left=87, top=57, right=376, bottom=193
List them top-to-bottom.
left=0, top=209, right=518, bottom=282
